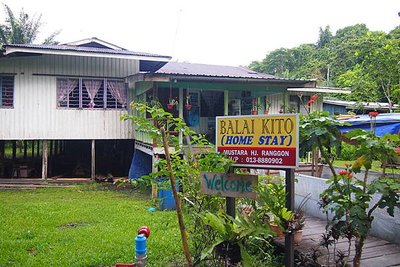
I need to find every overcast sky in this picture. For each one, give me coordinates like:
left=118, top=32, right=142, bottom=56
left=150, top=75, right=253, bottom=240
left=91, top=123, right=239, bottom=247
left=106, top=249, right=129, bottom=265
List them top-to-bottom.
left=3, top=0, right=400, bottom=66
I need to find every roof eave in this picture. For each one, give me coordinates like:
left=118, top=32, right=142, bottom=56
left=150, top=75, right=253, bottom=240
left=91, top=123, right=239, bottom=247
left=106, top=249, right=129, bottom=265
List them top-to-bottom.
left=4, top=46, right=171, bottom=62
left=147, top=73, right=312, bottom=85
left=288, top=87, right=351, bottom=94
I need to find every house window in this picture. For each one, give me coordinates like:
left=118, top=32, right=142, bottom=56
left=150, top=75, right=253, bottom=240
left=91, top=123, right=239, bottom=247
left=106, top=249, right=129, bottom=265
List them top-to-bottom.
left=0, top=76, right=14, bottom=108
left=57, top=78, right=127, bottom=109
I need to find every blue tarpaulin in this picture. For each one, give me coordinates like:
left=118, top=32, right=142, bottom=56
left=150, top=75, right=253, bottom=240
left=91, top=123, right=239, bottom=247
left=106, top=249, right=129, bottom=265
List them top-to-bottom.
left=338, top=113, right=400, bottom=137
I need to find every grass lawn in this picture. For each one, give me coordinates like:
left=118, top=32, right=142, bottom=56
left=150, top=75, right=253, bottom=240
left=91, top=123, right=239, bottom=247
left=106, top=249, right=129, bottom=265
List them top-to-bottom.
left=0, top=184, right=185, bottom=267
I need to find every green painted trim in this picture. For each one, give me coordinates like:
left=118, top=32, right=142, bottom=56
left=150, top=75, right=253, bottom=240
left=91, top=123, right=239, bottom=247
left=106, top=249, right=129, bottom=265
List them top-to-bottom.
left=154, top=81, right=286, bottom=93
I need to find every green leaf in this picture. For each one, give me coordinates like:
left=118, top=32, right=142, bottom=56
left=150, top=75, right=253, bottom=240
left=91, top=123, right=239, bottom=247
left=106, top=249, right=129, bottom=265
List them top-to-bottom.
left=352, top=156, right=365, bottom=173
left=203, top=212, right=228, bottom=237
left=200, top=237, right=224, bottom=261
left=238, top=242, right=254, bottom=267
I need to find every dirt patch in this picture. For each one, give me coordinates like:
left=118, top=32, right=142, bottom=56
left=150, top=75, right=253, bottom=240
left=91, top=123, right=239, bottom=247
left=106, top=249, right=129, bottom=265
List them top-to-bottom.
left=58, top=222, right=89, bottom=229
left=26, top=247, right=37, bottom=255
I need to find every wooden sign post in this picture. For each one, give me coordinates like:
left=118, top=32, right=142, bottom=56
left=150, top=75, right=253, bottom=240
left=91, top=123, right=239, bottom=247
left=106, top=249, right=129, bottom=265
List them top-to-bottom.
left=214, top=114, right=299, bottom=267
left=285, top=168, right=295, bottom=267
left=200, top=171, right=258, bottom=218
left=200, top=172, right=258, bottom=199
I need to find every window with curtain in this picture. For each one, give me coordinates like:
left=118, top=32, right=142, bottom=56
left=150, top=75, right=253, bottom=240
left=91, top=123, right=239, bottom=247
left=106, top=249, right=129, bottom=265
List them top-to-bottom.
left=0, top=76, right=14, bottom=108
left=56, top=78, right=127, bottom=110
left=57, top=78, right=79, bottom=108
left=82, top=79, right=103, bottom=108
left=107, top=80, right=127, bottom=108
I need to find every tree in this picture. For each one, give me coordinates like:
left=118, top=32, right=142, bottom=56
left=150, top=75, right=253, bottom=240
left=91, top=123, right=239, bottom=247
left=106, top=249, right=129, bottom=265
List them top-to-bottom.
left=0, top=4, right=59, bottom=45
left=250, top=23, right=400, bottom=106
left=328, top=24, right=370, bottom=81
left=317, top=25, right=333, bottom=48
left=388, top=26, right=400, bottom=39
left=362, top=38, right=400, bottom=111
left=291, top=44, right=320, bottom=79
left=258, top=48, right=294, bottom=77
left=336, top=64, right=379, bottom=102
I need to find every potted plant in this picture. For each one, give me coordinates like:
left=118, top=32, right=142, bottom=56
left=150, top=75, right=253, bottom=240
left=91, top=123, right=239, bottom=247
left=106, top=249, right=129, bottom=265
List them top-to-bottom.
left=185, top=95, right=192, bottom=111
left=251, top=97, right=261, bottom=115
left=167, top=98, right=178, bottom=110
left=264, top=99, right=271, bottom=114
left=279, top=104, right=286, bottom=113
left=288, top=105, right=297, bottom=114
left=255, top=182, right=289, bottom=237
left=256, top=182, right=310, bottom=243
left=287, top=194, right=310, bottom=244
left=201, top=211, right=270, bottom=266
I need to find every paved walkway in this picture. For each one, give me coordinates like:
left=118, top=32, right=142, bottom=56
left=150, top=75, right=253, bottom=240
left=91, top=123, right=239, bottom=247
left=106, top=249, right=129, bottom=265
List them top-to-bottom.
left=290, top=216, right=400, bottom=266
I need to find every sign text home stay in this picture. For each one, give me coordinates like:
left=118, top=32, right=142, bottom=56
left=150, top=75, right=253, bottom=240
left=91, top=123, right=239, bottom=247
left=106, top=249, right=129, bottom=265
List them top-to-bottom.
left=216, top=114, right=299, bottom=168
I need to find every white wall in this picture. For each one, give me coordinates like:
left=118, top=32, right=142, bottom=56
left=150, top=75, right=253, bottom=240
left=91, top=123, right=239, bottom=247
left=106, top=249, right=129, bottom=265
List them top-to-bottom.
left=0, top=55, right=138, bottom=140
left=295, top=173, right=400, bottom=245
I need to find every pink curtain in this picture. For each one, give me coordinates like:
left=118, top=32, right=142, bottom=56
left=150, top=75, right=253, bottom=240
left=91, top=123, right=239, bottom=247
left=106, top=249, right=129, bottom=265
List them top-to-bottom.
left=57, top=79, right=78, bottom=103
left=83, top=80, right=102, bottom=108
left=107, top=81, right=127, bottom=107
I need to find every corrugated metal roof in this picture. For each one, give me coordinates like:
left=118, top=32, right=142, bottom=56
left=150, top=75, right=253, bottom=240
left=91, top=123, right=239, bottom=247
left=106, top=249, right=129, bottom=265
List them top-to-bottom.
left=63, top=37, right=126, bottom=50
left=3, top=43, right=171, bottom=59
left=155, top=62, right=308, bottom=82
left=324, top=99, right=399, bottom=109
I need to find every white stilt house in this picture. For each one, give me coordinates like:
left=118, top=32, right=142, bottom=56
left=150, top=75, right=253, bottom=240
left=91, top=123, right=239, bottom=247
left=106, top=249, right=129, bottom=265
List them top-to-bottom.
left=0, top=38, right=170, bottom=179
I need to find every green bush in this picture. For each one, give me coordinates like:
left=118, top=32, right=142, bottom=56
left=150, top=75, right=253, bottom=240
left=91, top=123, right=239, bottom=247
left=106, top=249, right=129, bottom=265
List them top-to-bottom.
left=337, top=142, right=357, bottom=161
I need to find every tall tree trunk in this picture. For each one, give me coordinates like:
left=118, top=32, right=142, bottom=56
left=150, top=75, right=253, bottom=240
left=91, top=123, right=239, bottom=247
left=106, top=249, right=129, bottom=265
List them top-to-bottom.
left=161, top=127, right=192, bottom=267
left=353, top=236, right=365, bottom=267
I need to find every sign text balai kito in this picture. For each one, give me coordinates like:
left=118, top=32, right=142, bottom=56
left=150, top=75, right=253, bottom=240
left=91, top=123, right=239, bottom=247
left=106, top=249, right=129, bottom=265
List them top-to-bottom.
left=216, top=114, right=299, bottom=168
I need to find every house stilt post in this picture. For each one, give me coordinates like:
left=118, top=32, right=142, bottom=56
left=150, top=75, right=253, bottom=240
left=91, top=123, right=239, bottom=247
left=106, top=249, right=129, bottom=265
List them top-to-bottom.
left=42, top=140, right=48, bottom=181
left=91, top=140, right=96, bottom=180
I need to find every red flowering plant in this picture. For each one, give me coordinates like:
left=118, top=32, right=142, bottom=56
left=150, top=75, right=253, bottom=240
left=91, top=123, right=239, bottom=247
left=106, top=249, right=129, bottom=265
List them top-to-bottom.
left=298, top=93, right=319, bottom=114
left=299, top=99, right=400, bottom=266
left=368, top=111, right=379, bottom=133
left=368, top=111, right=379, bottom=118
left=319, top=130, right=400, bottom=267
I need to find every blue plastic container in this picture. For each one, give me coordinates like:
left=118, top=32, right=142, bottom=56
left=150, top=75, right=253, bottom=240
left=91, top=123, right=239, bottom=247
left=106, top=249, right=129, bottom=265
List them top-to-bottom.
left=157, top=179, right=179, bottom=210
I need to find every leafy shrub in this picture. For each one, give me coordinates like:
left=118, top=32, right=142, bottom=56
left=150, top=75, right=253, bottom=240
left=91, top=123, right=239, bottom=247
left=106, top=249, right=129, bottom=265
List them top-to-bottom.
left=337, top=142, right=357, bottom=161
